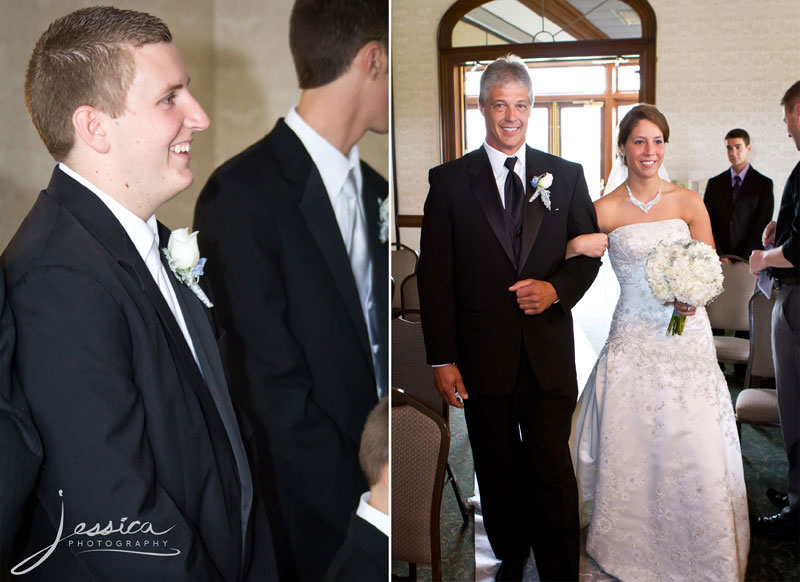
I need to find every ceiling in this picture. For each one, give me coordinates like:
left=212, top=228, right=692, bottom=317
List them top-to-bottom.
left=463, top=0, right=642, bottom=43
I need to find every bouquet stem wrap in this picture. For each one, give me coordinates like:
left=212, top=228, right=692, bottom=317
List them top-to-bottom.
left=667, top=309, right=687, bottom=335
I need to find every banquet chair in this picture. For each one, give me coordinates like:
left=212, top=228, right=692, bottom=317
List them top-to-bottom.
left=392, top=242, right=418, bottom=310
left=706, top=258, right=755, bottom=368
left=401, top=273, right=421, bottom=318
left=735, top=289, right=780, bottom=438
left=392, top=310, right=469, bottom=522
left=392, top=388, right=449, bottom=582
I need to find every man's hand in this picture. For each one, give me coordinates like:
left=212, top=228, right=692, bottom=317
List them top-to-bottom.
left=763, top=220, right=777, bottom=246
left=750, top=249, right=768, bottom=276
left=720, top=257, right=733, bottom=265
left=508, top=279, right=558, bottom=315
left=432, top=364, right=468, bottom=408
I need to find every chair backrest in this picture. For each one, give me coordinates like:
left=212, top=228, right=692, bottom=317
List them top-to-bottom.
left=392, top=243, right=418, bottom=296
left=706, top=261, right=755, bottom=332
left=401, top=273, right=420, bottom=312
left=746, top=290, right=777, bottom=383
left=392, top=311, right=446, bottom=418
left=391, top=389, right=448, bottom=579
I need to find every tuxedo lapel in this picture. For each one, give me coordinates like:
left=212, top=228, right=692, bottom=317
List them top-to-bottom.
left=519, top=147, right=546, bottom=275
left=468, top=149, right=516, bottom=267
left=362, top=166, right=388, bottom=393
left=298, top=167, right=372, bottom=360
left=45, top=169, right=205, bottom=384
left=160, top=223, right=252, bottom=574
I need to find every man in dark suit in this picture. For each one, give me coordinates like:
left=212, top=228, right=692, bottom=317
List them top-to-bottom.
left=193, top=1, right=388, bottom=579
left=2, top=8, right=276, bottom=580
left=417, top=56, right=601, bottom=582
left=749, top=80, right=800, bottom=543
left=704, top=128, right=774, bottom=262
left=0, top=266, right=42, bottom=581
left=325, top=397, right=388, bottom=582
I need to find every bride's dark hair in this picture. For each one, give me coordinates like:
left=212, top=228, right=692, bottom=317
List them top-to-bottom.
left=617, top=104, right=670, bottom=165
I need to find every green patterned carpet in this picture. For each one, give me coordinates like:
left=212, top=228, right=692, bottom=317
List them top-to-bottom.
left=393, top=372, right=800, bottom=582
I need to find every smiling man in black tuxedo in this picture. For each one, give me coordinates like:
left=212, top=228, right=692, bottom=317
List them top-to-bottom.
left=194, top=1, right=388, bottom=580
left=2, top=7, right=276, bottom=580
left=418, top=55, right=601, bottom=582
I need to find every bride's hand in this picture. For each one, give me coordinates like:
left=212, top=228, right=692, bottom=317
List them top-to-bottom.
left=566, top=233, right=608, bottom=259
left=673, top=300, right=697, bottom=316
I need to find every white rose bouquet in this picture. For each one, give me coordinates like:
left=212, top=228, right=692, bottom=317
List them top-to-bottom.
left=644, top=238, right=723, bottom=335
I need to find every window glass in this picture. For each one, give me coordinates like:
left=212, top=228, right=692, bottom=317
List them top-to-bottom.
left=617, top=65, right=640, bottom=92
left=533, top=66, right=605, bottom=95
left=561, top=106, right=603, bottom=199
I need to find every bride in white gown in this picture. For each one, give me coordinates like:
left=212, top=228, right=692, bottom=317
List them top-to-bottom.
left=568, top=105, right=749, bottom=581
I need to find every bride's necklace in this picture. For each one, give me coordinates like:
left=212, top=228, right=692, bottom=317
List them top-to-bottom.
left=626, top=179, right=661, bottom=214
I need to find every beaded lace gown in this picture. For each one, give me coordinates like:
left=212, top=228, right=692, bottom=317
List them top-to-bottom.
left=571, top=219, right=749, bottom=581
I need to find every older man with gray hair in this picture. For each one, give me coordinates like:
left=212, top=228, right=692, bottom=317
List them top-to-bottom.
left=418, top=55, right=601, bottom=582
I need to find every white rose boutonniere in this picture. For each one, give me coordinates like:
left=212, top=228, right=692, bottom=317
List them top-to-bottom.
left=529, top=172, right=553, bottom=210
left=378, top=196, right=389, bottom=244
left=162, top=228, right=214, bottom=308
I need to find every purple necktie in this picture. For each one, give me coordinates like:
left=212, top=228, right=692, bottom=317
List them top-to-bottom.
left=732, top=175, right=741, bottom=204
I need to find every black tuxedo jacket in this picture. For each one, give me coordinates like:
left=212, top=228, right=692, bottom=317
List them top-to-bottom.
left=194, top=119, right=388, bottom=581
left=418, top=146, right=600, bottom=396
left=704, top=165, right=773, bottom=258
left=2, top=168, right=276, bottom=581
left=0, top=267, right=42, bottom=581
left=323, top=513, right=387, bottom=582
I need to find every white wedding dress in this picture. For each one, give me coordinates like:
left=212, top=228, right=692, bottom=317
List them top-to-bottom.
left=572, top=218, right=749, bottom=581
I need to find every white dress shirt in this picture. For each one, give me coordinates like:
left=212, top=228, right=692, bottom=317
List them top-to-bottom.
left=484, top=141, right=527, bottom=207
left=58, top=163, right=200, bottom=368
left=356, top=491, right=389, bottom=537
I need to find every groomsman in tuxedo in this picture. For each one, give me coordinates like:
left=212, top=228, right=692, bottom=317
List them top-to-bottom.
left=194, top=0, right=388, bottom=579
left=2, top=8, right=276, bottom=580
left=417, top=56, right=601, bottom=582
left=749, top=80, right=800, bottom=542
left=704, top=128, right=774, bottom=262
left=0, top=266, right=42, bottom=580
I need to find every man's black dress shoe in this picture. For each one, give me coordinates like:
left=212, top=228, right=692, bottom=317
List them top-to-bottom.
left=767, top=487, right=790, bottom=510
left=752, top=513, right=799, bottom=542
left=495, top=558, right=526, bottom=582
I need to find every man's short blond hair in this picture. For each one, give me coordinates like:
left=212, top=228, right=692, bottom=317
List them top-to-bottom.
left=25, top=6, right=171, bottom=160
left=359, top=397, right=388, bottom=487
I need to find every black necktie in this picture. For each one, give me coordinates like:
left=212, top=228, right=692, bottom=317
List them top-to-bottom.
left=504, top=156, right=524, bottom=226
left=732, top=175, right=741, bottom=204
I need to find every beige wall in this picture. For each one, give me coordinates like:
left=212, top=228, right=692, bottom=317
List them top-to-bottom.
left=0, top=0, right=388, bottom=250
left=393, top=0, right=800, bottom=249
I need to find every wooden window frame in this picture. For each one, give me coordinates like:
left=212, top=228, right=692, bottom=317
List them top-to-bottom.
left=437, top=0, right=657, bottom=164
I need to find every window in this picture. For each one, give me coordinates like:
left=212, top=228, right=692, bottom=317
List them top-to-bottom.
left=438, top=0, right=657, bottom=189
left=461, top=57, right=641, bottom=198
